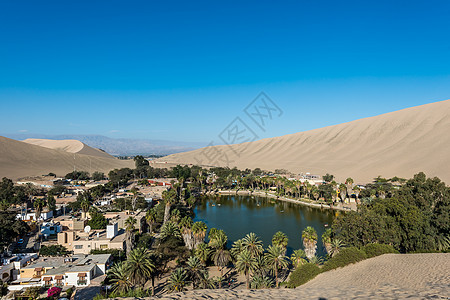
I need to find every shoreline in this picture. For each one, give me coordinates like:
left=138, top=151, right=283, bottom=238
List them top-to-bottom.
left=209, top=190, right=356, bottom=211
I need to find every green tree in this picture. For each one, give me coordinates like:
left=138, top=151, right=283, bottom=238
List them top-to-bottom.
left=92, top=171, right=105, bottom=181
left=162, top=189, right=177, bottom=224
left=33, top=197, right=46, bottom=221
left=145, top=208, right=157, bottom=234
left=88, top=209, right=108, bottom=230
left=124, top=217, right=136, bottom=255
left=160, top=221, right=181, bottom=240
left=192, top=221, right=207, bottom=248
left=302, top=226, right=318, bottom=260
left=322, top=228, right=332, bottom=256
left=271, top=231, right=288, bottom=254
left=242, top=232, right=263, bottom=258
left=194, top=243, right=212, bottom=265
left=265, top=245, right=289, bottom=287
left=125, top=248, right=155, bottom=289
left=235, top=249, right=257, bottom=289
left=290, top=249, right=307, bottom=269
left=186, top=256, right=205, bottom=289
left=107, top=262, right=132, bottom=294
left=167, top=267, right=188, bottom=293
left=250, top=275, right=274, bottom=289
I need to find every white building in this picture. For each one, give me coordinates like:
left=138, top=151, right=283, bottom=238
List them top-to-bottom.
left=16, top=210, right=54, bottom=222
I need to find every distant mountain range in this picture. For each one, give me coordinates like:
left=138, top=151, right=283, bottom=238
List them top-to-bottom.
left=2, top=134, right=204, bottom=156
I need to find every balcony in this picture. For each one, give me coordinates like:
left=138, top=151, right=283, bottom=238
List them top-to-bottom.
left=77, top=279, right=87, bottom=285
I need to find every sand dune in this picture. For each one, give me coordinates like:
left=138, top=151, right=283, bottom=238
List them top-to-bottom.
left=161, top=99, right=450, bottom=184
left=0, top=136, right=134, bottom=179
left=23, top=138, right=114, bottom=159
left=147, top=253, right=449, bottom=299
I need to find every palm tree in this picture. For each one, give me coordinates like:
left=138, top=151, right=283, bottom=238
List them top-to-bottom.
left=345, top=178, right=354, bottom=196
left=339, top=183, right=347, bottom=202
left=130, top=187, right=139, bottom=211
left=162, top=189, right=177, bottom=224
left=33, top=198, right=46, bottom=221
left=145, top=208, right=156, bottom=234
left=170, top=208, right=181, bottom=224
left=179, top=216, right=194, bottom=249
left=124, top=217, right=136, bottom=255
left=160, top=221, right=181, bottom=240
left=192, top=221, right=207, bottom=249
left=302, top=226, right=318, bottom=260
left=321, top=228, right=332, bottom=256
left=208, top=229, right=231, bottom=277
left=208, top=229, right=226, bottom=248
left=272, top=231, right=288, bottom=255
left=242, top=233, right=263, bottom=258
left=436, top=235, right=450, bottom=251
left=230, top=239, right=245, bottom=260
left=329, top=239, right=345, bottom=257
left=194, top=243, right=212, bottom=265
left=265, top=245, right=289, bottom=288
left=125, top=248, right=155, bottom=289
left=212, top=248, right=231, bottom=278
left=236, top=249, right=257, bottom=289
left=290, top=249, right=307, bottom=269
left=254, top=253, right=267, bottom=277
left=308, top=255, right=325, bottom=266
left=186, top=256, right=204, bottom=289
left=107, top=262, right=132, bottom=294
left=167, top=267, right=188, bottom=293
left=198, top=271, right=216, bottom=289
left=250, top=275, right=274, bottom=289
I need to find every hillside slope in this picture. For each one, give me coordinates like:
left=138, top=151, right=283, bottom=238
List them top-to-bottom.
left=161, top=99, right=450, bottom=183
left=0, top=136, right=134, bottom=179
left=23, top=138, right=114, bottom=159
left=149, top=253, right=449, bottom=299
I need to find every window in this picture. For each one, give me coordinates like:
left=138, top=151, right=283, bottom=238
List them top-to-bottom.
left=100, top=244, right=108, bottom=249
left=75, top=245, right=83, bottom=249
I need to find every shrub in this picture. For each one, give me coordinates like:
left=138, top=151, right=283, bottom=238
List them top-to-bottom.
left=362, top=243, right=398, bottom=258
left=39, top=245, right=68, bottom=257
left=322, top=247, right=367, bottom=271
left=287, top=263, right=321, bottom=288
left=47, top=286, right=61, bottom=298
left=66, top=287, right=74, bottom=298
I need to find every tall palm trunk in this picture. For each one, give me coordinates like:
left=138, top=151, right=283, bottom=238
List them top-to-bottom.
left=163, top=203, right=170, bottom=224
left=275, top=264, right=278, bottom=288
left=245, top=271, right=249, bottom=289
left=151, top=276, right=155, bottom=296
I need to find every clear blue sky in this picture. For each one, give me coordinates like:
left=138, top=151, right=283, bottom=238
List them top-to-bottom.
left=1, top=0, right=449, bottom=144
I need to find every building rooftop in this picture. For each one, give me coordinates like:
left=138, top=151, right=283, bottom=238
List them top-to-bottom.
left=73, top=229, right=126, bottom=242
left=21, top=254, right=111, bottom=271
left=22, top=257, right=66, bottom=270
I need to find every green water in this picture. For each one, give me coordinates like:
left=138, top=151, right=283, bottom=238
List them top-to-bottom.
left=194, top=194, right=337, bottom=256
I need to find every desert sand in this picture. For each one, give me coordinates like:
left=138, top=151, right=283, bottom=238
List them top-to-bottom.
left=160, top=99, right=450, bottom=184
left=0, top=136, right=134, bottom=179
left=23, top=138, right=114, bottom=159
left=137, top=253, right=449, bottom=299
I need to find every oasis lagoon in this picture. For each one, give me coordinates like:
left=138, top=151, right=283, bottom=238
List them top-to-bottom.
left=194, top=194, right=337, bottom=256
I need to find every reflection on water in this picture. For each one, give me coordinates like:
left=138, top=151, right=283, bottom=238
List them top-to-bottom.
left=193, top=195, right=336, bottom=256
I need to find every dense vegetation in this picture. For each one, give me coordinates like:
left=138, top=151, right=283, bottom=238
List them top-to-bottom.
left=333, top=173, right=450, bottom=253
left=39, top=245, right=69, bottom=257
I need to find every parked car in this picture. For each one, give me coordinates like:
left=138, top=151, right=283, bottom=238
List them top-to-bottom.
left=18, top=239, right=24, bottom=244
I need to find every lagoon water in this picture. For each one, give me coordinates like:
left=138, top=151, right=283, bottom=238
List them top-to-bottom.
left=194, top=194, right=337, bottom=256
